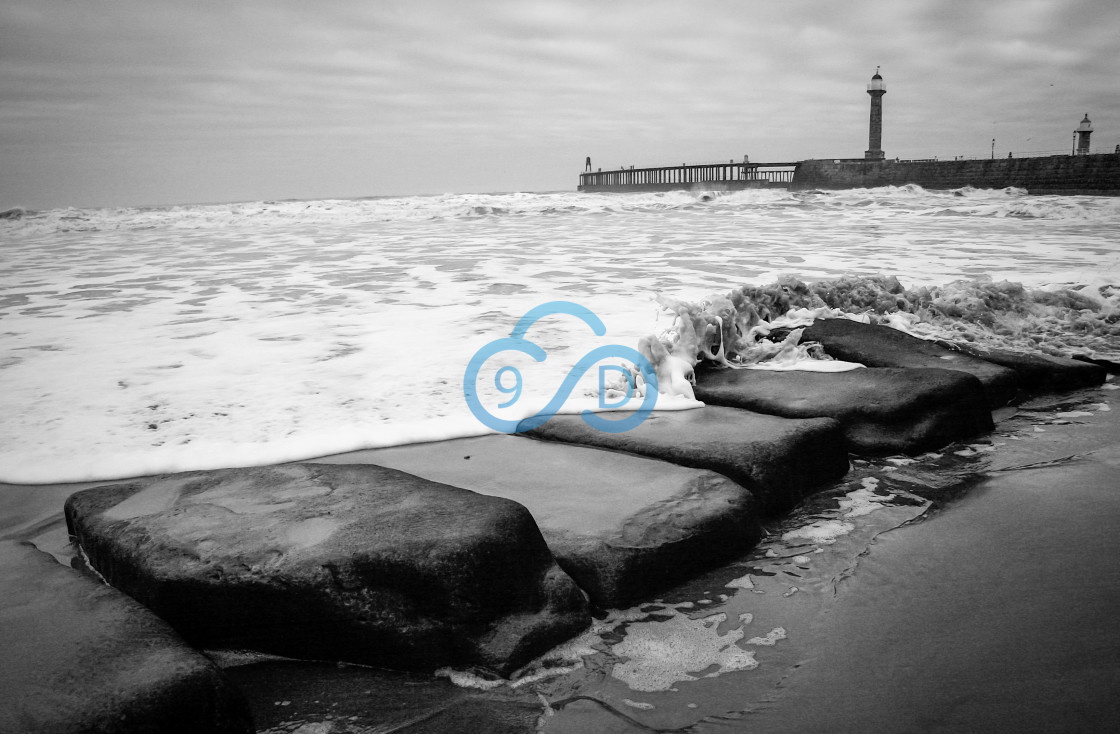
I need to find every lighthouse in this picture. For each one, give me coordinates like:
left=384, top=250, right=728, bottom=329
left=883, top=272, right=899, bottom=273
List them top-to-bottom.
left=865, top=68, right=886, bottom=160
left=1075, top=113, right=1093, bottom=155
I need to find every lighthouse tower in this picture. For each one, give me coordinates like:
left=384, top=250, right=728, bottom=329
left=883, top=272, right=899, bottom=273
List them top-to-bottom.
left=865, top=68, right=886, bottom=160
left=1075, top=113, right=1093, bottom=155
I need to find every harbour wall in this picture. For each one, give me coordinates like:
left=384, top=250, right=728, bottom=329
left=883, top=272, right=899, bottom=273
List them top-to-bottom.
left=791, top=153, right=1120, bottom=194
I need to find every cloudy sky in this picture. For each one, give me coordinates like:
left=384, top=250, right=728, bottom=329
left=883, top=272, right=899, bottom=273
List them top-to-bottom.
left=3, top=0, right=1118, bottom=209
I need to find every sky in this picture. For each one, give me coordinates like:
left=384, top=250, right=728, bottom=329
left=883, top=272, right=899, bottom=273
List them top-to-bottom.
left=3, top=0, right=1118, bottom=210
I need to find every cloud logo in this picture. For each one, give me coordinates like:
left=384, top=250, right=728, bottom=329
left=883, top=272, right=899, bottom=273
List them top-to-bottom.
left=463, top=301, right=658, bottom=434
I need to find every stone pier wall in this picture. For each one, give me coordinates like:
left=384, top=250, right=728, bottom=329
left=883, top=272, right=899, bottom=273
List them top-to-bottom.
left=791, top=153, right=1120, bottom=194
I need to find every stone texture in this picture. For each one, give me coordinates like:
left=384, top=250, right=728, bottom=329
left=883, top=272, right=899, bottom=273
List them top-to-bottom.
left=791, top=154, right=1120, bottom=195
left=801, top=318, right=1019, bottom=407
left=933, top=340, right=1108, bottom=392
left=693, top=367, right=994, bottom=456
left=519, top=406, right=849, bottom=516
left=312, top=435, right=761, bottom=609
left=64, top=463, right=589, bottom=676
left=0, top=540, right=253, bottom=734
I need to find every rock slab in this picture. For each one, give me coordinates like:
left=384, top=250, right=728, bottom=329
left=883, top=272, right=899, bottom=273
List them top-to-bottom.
left=801, top=318, right=1020, bottom=407
left=934, top=340, right=1108, bottom=392
left=694, top=367, right=995, bottom=456
left=519, top=406, right=849, bottom=515
left=313, top=435, right=761, bottom=609
left=64, top=463, right=589, bottom=676
left=0, top=540, right=253, bottom=734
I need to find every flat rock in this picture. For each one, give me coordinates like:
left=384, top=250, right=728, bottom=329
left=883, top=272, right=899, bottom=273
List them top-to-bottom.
left=801, top=318, right=1020, bottom=407
left=933, top=340, right=1108, bottom=392
left=693, top=367, right=995, bottom=456
left=518, top=406, right=849, bottom=515
left=312, top=435, right=761, bottom=609
left=64, top=463, right=589, bottom=676
left=0, top=540, right=253, bottom=734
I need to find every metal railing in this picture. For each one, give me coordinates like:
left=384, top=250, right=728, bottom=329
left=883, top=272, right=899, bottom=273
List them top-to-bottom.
left=901, top=145, right=1120, bottom=162
left=579, top=161, right=797, bottom=188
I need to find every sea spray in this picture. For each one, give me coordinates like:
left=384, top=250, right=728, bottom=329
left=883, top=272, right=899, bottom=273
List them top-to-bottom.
left=650, top=274, right=1120, bottom=372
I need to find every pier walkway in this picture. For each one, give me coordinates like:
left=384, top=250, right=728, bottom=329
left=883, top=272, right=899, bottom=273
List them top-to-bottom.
left=578, top=160, right=796, bottom=192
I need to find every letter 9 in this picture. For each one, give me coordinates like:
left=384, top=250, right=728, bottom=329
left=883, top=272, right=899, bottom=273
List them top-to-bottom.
left=494, top=365, right=523, bottom=408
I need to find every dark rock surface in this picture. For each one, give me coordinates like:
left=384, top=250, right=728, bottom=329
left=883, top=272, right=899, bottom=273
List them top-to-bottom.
left=801, top=318, right=1020, bottom=407
left=933, top=340, right=1108, bottom=392
left=694, top=367, right=994, bottom=456
left=519, top=406, right=849, bottom=515
left=312, top=435, right=761, bottom=609
left=64, top=463, right=589, bottom=676
left=0, top=540, right=253, bottom=734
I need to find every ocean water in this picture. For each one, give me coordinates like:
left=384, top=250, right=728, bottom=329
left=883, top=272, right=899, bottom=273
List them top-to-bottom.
left=2, top=185, right=1119, bottom=484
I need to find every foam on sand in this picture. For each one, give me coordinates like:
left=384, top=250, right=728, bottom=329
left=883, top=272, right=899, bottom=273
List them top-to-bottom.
left=609, top=611, right=759, bottom=692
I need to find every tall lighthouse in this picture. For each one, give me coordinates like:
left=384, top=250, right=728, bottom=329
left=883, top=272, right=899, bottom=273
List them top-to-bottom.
left=865, top=68, right=886, bottom=160
left=1075, top=113, right=1093, bottom=155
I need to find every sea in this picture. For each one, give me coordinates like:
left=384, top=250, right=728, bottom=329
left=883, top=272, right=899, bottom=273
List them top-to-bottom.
left=3, top=184, right=1120, bottom=730
left=2, top=185, right=1118, bottom=485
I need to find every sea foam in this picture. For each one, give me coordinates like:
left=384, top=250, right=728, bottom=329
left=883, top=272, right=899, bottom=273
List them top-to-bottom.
left=2, top=187, right=1118, bottom=484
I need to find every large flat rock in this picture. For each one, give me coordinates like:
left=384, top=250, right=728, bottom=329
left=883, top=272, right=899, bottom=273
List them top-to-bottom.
left=801, top=318, right=1020, bottom=407
left=934, top=340, right=1108, bottom=392
left=693, top=367, right=995, bottom=456
left=518, top=406, right=849, bottom=515
left=312, top=435, right=761, bottom=609
left=64, top=463, right=589, bottom=676
left=0, top=540, right=253, bottom=734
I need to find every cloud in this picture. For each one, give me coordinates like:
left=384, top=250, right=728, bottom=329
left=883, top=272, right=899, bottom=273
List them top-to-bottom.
left=2, top=0, right=1119, bottom=208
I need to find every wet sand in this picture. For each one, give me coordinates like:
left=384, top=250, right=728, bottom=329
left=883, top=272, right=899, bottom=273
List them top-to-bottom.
left=739, top=440, right=1120, bottom=733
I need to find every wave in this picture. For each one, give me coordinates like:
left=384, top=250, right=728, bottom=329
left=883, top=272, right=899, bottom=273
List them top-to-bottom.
left=9, top=185, right=1117, bottom=236
left=0, top=190, right=728, bottom=235
left=653, top=274, right=1120, bottom=370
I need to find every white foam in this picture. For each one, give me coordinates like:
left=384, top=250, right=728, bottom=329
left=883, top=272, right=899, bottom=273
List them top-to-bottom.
left=3, top=188, right=1118, bottom=484
left=838, top=477, right=895, bottom=518
left=782, top=520, right=855, bottom=544
left=725, top=573, right=754, bottom=590
left=610, top=611, right=759, bottom=692
left=745, top=627, right=788, bottom=646
left=622, top=699, right=655, bottom=710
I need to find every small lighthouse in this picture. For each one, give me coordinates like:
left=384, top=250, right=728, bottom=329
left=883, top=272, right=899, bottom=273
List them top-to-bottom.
left=865, top=67, right=886, bottom=160
left=1075, top=113, right=1093, bottom=155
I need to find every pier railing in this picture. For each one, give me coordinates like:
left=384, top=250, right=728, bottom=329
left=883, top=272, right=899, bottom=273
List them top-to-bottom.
left=579, top=161, right=796, bottom=189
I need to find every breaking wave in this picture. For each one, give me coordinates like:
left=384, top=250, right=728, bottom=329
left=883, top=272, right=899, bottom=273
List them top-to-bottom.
left=5, top=185, right=1118, bottom=236
left=652, top=275, right=1120, bottom=372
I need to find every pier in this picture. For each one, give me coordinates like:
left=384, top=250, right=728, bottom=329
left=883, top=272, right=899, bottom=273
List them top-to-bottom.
left=579, top=70, right=1120, bottom=196
left=578, top=160, right=796, bottom=193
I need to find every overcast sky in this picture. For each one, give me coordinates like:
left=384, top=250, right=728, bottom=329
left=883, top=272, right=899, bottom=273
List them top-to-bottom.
left=3, top=0, right=1118, bottom=209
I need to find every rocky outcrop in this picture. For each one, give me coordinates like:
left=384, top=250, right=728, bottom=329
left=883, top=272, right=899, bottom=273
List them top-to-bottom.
left=801, top=318, right=1020, bottom=407
left=933, top=340, right=1108, bottom=392
left=694, top=367, right=994, bottom=455
left=519, top=406, right=849, bottom=515
left=312, top=435, right=761, bottom=608
left=64, top=463, right=589, bottom=676
left=0, top=540, right=253, bottom=734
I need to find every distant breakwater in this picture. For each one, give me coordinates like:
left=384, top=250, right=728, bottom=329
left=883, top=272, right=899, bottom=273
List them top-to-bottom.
left=579, top=152, right=1120, bottom=195
left=792, top=152, right=1120, bottom=195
